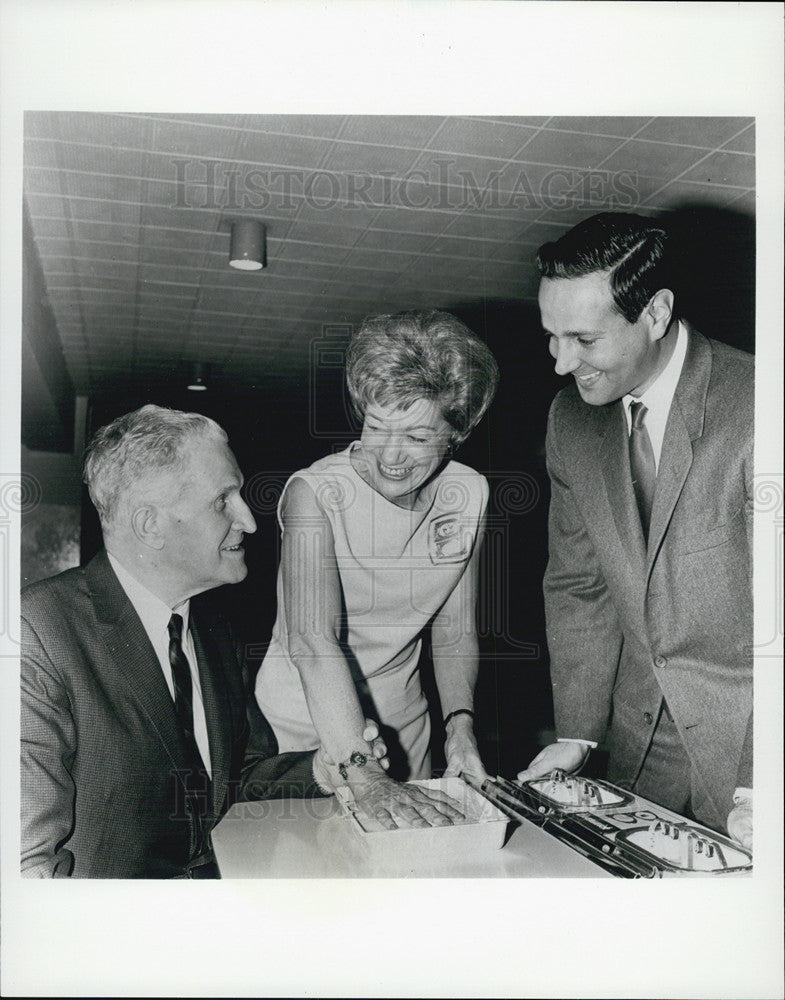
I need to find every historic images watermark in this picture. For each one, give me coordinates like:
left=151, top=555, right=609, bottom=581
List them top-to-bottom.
left=170, top=157, right=641, bottom=213
left=2, top=473, right=42, bottom=648
left=753, top=474, right=784, bottom=656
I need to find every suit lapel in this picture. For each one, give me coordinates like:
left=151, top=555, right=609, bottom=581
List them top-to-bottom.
left=646, top=327, right=711, bottom=572
left=85, top=551, right=191, bottom=778
left=191, top=615, right=233, bottom=815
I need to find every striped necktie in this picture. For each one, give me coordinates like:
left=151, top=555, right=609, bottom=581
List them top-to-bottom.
left=629, top=401, right=656, bottom=539
left=167, top=613, right=206, bottom=773
left=167, top=613, right=212, bottom=869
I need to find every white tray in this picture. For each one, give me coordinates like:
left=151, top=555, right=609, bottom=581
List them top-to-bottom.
left=337, top=776, right=509, bottom=865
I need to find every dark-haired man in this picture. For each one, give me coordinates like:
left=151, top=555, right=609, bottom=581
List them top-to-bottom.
left=518, top=213, right=753, bottom=848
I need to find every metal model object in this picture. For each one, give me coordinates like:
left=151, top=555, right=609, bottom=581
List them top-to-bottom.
left=461, top=770, right=752, bottom=878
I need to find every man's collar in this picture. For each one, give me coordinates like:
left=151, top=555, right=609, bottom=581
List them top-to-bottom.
left=623, top=319, right=688, bottom=414
left=106, top=551, right=190, bottom=635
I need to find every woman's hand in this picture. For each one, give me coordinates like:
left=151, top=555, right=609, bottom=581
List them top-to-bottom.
left=443, top=713, right=486, bottom=781
left=312, top=720, right=389, bottom=793
left=351, top=769, right=465, bottom=831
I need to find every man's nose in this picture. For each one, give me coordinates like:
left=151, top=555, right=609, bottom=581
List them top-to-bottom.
left=552, top=336, right=580, bottom=376
left=233, top=496, right=257, bottom=534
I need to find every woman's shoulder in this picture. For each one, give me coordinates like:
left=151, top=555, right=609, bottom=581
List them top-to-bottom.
left=287, top=446, right=354, bottom=485
left=281, top=447, right=358, bottom=521
left=440, top=459, right=488, bottom=488
left=435, top=460, right=489, bottom=509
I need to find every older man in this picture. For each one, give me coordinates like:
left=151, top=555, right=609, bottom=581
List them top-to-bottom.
left=518, top=213, right=753, bottom=848
left=21, top=404, right=390, bottom=878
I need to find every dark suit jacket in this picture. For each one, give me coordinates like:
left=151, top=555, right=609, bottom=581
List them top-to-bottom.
left=543, top=327, right=753, bottom=832
left=21, top=550, right=320, bottom=878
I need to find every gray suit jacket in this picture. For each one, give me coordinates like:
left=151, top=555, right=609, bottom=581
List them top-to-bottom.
left=543, top=327, right=753, bottom=831
left=21, top=550, right=320, bottom=878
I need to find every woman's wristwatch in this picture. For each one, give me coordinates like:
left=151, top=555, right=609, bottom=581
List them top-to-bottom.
left=337, top=749, right=372, bottom=781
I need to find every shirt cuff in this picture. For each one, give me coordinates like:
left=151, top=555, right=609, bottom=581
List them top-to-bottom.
left=557, top=737, right=598, bottom=749
left=733, top=787, right=753, bottom=805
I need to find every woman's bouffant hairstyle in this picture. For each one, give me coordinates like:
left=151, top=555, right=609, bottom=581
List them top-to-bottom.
left=536, top=212, right=677, bottom=324
left=345, top=309, right=499, bottom=446
left=83, top=404, right=226, bottom=527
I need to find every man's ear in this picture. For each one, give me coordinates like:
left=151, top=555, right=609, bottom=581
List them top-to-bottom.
left=645, top=288, right=675, bottom=341
left=131, top=505, right=165, bottom=550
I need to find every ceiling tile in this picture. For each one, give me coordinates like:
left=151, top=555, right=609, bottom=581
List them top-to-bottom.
left=47, top=112, right=153, bottom=149
left=239, top=115, right=347, bottom=140
left=339, top=116, right=443, bottom=149
left=546, top=117, right=653, bottom=138
left=635, top=117, right=754, bottom=148
left=429, top=118, right=539, bottom=158
left=149, top=121, right=244, bottom=159
left=721, top=127, right=755, bottom=154
left=515, top=130, right=625, bottom=168
left=235, top=131, right=335, bottom=171
left=24, top=139, right=61, bottom=169
left=599, top=140, right=710, bottom=178
left=50, top=141, right=147, bottom=178
left=321, top=142, right=421, bottom=176
left=680, top=151, right=754, bottom=189
left=24, top=168, right=67, bottom=195
left=653, top=180, right=750, bottom=209
left=67, top=200, right=142, bottom=225
left=285, top=200, right=381, bottom=230
left=368, top=208, right=449, bottom=235
left=440, top=213, right=529, bottom=242
left=25, top=216, right=70, bottom=238
left=353, top=229, right=437, bottom=254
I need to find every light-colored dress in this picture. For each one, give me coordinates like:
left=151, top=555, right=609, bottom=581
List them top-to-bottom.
left=255, top=443, right=489, bottom=780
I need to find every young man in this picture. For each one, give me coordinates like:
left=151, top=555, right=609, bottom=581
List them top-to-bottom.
left=518, top=213, right=753, bottom=848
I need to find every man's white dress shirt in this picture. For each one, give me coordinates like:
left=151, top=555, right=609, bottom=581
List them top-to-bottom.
left=107, top=553, right=212, bottom=776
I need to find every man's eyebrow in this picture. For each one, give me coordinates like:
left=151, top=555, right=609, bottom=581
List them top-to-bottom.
left=216, top=477, right=243, bottom=496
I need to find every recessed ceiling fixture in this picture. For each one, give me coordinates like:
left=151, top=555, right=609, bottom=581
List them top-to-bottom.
left=229, top=219, right=265, bottom=270
left=187, top=361, right=208, bottom=391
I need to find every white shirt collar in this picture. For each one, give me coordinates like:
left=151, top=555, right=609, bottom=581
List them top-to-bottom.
left=624, top=319, right=688, bottom=412
left=622, top=320, right=688, bottom=468
left=107, top=551, right=190, bottom=639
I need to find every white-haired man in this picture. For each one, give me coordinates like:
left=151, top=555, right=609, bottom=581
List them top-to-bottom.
left=21, top=404, right=385, bottom=878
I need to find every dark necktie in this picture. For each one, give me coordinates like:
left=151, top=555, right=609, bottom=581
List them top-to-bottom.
left=629, top=401, right=656, bottom=539
left=167, top=613, right=213, bottom=871
left=167, top=614, right=206, bottom=772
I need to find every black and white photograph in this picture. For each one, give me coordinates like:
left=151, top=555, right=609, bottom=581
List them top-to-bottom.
left=1, top=2, right=782, bottom=998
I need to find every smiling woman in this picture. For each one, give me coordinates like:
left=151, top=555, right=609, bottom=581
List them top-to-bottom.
left=255, top=310, right=499, bottom=830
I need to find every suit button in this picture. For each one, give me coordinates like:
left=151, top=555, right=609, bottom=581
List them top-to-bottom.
left=654, top=655, right=668, bottom=668
left=644, top=712, right=653, bottom=725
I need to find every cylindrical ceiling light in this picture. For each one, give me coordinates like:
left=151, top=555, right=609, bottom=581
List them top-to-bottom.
left=229, top=219, right=265, bottom=270
left=187, top=361, right=208, bottom=391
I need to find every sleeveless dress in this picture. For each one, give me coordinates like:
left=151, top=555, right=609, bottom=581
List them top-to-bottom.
left=255, top=443, right=489, bottom=780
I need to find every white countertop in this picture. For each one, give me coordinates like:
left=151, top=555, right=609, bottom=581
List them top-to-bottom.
left=212, top=796, right=611, bottom=878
